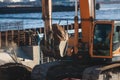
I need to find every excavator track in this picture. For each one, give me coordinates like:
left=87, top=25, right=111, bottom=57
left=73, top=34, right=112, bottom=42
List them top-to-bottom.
left=44, top=62, right=120, bottom=80
left=83, top=63, right=120, bottom=80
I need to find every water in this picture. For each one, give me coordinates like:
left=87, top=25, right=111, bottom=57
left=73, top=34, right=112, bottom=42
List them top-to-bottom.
left=0, top=3, right=120, bottom=29
left=97, top=4, right=120, bottom=20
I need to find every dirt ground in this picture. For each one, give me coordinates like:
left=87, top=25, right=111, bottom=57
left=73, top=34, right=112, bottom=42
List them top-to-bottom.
left=0, top=63, right=32, bottom=80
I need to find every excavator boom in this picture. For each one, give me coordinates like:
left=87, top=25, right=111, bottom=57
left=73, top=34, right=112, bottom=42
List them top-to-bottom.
left=79, top=0, right=95, bottom=43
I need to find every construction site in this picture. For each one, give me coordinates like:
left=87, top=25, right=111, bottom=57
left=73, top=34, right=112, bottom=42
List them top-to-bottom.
left=0, top=0, right=120, bottom=80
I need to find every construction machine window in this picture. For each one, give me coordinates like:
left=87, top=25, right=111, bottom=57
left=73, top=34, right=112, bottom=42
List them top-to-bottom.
left=93, top=24, right=112, bottom=56
left=113, top=26, right=120, bottom=51
left=116, top=26, right=120, bottom=43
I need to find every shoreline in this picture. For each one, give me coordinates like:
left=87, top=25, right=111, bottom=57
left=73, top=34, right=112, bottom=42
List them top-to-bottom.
left=0, top=5, right=75, bottom=14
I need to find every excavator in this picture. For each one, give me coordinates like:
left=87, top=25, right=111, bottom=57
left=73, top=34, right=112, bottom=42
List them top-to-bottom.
left=31, top=0, right=120, bottom=80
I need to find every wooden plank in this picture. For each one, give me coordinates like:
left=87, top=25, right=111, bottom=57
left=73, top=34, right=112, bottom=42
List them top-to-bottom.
left=42, top=0, right=52, bottom=46
left=74, top=16, right=79, bottom=54
left=29, top=29, right=32, bottom=46
left=11, top=30, right=14, bottom=46
left=18, top=30, right=20, bottom=46
left=23, top=30, right=25, bottom=45
left=5, top=31, right=8, bottom=47
left=0, top=32, right=1, bottom=48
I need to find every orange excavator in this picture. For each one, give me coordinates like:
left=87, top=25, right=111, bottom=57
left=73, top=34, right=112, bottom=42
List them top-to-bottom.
left=32, top=0, right=120, bottom=80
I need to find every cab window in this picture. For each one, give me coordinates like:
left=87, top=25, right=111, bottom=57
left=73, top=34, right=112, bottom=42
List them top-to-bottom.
left=93, top=24, right=112, bottom=56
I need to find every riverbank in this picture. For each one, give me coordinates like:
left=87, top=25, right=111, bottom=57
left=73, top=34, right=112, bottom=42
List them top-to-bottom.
left=0, top=5, right=75, bottom=14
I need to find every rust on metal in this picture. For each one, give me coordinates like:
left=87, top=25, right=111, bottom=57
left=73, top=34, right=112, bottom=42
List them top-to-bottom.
left=0, top=24, right=80, bottom=48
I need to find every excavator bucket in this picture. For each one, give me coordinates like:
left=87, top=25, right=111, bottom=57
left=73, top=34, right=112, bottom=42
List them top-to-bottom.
left=40, top=24, right=68, bottom=58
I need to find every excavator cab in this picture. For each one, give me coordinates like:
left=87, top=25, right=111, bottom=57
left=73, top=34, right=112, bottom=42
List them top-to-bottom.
left=91, top=21, right=114, bottom=58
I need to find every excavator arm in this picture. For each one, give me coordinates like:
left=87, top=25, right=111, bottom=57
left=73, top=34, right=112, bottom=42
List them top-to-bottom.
left=41, top=0, right=115, bottom=59
left=79, top=0, right=114, bottom=58
left=79, top=0, right=95, bottom=43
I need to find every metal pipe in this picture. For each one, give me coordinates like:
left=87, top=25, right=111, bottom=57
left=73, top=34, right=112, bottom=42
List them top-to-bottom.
left=74, top=0, right=79, bottom=54
left=75, top=0, right=78, bottom=16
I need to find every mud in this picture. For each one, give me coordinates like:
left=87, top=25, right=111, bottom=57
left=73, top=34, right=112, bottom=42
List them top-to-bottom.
left=0, top=63, right=32, bottom=80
